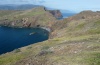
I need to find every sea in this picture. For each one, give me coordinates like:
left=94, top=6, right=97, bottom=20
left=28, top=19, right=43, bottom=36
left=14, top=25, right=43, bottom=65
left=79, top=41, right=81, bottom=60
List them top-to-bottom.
left=62, top=13, right=77, bottom=18
left=0, top=26, right=49, bottom=54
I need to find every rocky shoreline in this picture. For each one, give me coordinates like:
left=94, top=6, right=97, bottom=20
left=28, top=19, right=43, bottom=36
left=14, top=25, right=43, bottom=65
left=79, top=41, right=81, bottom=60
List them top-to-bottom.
left=0, top=7, right=63, bottom=34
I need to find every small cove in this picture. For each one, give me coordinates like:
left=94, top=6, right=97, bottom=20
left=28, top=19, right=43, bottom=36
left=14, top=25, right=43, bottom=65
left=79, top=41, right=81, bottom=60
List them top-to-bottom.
left=0, top=12, right=76, bottom=55
left=0, top=26, right=49, bottom=54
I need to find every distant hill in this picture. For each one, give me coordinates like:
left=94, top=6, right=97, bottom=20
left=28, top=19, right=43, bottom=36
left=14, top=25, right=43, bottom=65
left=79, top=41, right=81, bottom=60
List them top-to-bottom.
left=0, top=4, right=41, bottom=10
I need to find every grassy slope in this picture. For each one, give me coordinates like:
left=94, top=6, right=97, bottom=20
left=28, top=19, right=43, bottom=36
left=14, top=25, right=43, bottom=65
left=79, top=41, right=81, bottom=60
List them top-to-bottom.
left=0, top=7, right=56, bottom=27
left=0, top=7, right=46, bottom=20
left=0, top=15, right=100, bottom=65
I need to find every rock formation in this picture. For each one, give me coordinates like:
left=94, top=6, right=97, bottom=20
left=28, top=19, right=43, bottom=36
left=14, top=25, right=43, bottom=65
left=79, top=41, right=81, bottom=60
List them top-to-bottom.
left=48, top=10, right=63, bottom=19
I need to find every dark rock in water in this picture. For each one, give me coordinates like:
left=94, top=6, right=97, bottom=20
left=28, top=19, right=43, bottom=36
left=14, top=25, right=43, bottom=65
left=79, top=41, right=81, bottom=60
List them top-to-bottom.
left=48, top=10, right=63, bottom=19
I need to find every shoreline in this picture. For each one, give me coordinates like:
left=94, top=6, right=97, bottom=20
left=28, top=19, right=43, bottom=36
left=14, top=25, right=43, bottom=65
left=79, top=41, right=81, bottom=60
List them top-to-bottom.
left=0, top=25, right=51, bottom=32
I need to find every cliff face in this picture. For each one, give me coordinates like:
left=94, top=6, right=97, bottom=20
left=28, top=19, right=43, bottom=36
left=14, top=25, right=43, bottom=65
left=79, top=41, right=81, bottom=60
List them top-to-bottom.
left=0, top=7, right=56, bottom=28
left=0, top=7, right=63, bottom=31
left=48, top=10, right=63, bottom=19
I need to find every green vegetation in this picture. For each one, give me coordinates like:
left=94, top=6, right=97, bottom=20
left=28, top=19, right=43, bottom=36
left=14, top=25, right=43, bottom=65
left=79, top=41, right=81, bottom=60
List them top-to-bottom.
left=76, top=22, right=85, bottom=30
left=41, top=46, right=50, bottom=50
left=14, top=49, right=21, bottom=53
left=0, top=53, right=25, bottom=65
left=85, top=53, right=100, bottom=65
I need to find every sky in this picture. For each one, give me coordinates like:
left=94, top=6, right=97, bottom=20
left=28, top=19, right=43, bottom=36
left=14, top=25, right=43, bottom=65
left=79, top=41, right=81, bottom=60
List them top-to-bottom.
left=0, top=0, right=100, bottom=12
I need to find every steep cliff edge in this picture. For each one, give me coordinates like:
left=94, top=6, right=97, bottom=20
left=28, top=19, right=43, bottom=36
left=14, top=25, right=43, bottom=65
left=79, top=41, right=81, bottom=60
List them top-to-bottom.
left=0, top=7, right=56, bottom=28
left=0, top=7, right=63, bottom=29
left=47, top=10, right=63, bottom=19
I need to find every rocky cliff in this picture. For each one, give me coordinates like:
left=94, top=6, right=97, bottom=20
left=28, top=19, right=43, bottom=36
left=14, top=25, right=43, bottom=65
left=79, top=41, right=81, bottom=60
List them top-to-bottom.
left=0, top=7, right=56, bottom=28
left=47, top=10, right=63, bottom=19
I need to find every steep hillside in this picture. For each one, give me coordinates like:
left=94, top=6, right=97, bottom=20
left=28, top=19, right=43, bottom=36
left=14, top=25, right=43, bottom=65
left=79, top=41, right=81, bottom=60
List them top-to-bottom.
left=0, top=7, right=56, bottom=28
left=0, top=11, right=100, bottom=65
left=50, top=11, right=100, bottom=38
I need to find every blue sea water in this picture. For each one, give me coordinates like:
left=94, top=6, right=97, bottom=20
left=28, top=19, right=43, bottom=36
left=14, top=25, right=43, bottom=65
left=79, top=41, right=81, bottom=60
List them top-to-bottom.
left=57, top=13, right=77, bottom=20
left=62, top=13, right=77, bottom=18
left=0, top=26, right=49, bottom=54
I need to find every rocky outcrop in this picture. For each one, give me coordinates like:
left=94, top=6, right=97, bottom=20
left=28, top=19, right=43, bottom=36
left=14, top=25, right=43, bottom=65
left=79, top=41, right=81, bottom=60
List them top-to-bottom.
left=48, top=10, right=63, bottom=19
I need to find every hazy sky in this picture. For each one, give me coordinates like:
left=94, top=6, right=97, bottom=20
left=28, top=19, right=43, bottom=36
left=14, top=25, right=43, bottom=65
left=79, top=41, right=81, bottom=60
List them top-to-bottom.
left=0, top=0, right=100, bottom=12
